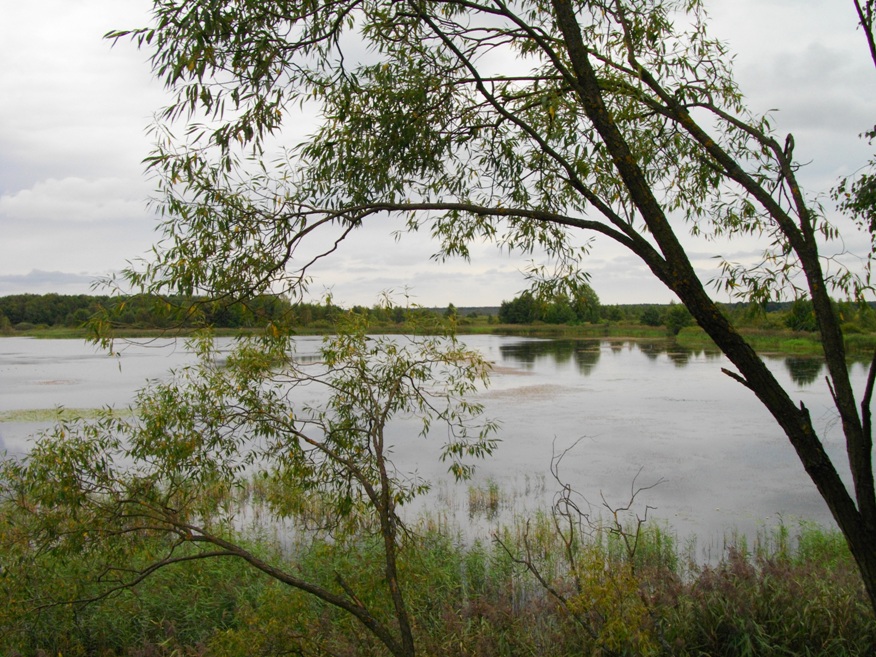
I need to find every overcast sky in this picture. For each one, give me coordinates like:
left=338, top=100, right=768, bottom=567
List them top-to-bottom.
left=1, top=1, right=874, bottom=307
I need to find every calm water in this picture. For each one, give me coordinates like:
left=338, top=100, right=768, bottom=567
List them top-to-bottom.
left=0, top=335, right=865, bottom=547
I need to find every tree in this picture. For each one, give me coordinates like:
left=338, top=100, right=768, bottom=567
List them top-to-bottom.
left=80, top=0, right=876, bottom=614
left=854, top=0, right=876, bottom=68
left=571, top=281, right=601, bottom=323
left=499, top=282, right=599, bottom=324
left=498, top=291, right=541, bottom=324
left=543, top=296, right=576, bottom=324
left=784, top=298, right=819, bottom=333
left=663, top=302, right=693, bottom=336
left=640, top=307, right=662, bottom=327
left=1, top=315, right=496, bottom=657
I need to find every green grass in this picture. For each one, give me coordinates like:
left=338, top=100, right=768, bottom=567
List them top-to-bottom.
left=10, top=320, right=876, bottom=359
left=676, top=325, right=876, bottom=357
left=0, top=407, right=131, bottom=422
left=2, top=499, right=873, bottom=657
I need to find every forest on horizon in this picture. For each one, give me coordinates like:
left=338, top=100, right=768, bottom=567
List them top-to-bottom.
left=1, top=291, right=871, bottom=337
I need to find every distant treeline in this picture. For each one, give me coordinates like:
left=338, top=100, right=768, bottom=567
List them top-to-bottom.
left=493, top=278, right=876, bottom=336
left=499, top=290, right=876, bottom=335
left=3, top=292, right=876, bottom=335
left=0, top=293, right=494, bottom=333
left=0, top=294, right=297, bottom=331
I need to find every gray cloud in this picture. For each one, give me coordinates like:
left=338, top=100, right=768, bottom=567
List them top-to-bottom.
left=0, top=270, right=106, bottom=295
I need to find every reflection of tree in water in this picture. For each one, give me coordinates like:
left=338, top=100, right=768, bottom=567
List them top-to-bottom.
left=499, top=339, right=601, bottom=375
left=500, top=339, right=721, bottom=373
left=499, top=340, right=556, bottom=368
left=608, top=340, right=626, bottom=354
left=637, top=340, right=720, bottom=366
left=636, top=341, right=664, bottom=361
left=664, top=342, right=723, bottom=366
left=575, top=343, right=601, bottom=374
left=666, top=347, right=691, bottom=366
left=701, top=349, right=723, bottom=362
left=784, top=357, right=823, bottom=387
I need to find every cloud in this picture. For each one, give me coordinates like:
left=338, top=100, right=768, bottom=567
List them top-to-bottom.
left=0, top=0, right=164, bottom=193
left=714, top=1, right=875, bottom=185
left=0, top=176, right=158, bottom=289
left=0, top=177, right=150, bottom=223
left=0, top=270, right=107, bottom=295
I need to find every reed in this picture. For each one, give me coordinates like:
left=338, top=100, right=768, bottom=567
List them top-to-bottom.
left=2, top=499, right=873, bottom=657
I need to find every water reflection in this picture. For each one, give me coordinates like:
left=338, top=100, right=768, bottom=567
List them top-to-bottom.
left=0, top=335, right=861, bottom=545
left=498, top=338, right=723, bottom=373
left=499, top=339, right=602, bottom=375
left=608, top=340, right=626, bottom=354
left=638, top=341, right=662, bottom=361
left=575, top=343, right=601, bottom=374
left=666, top=349, right=691, bottom=366
left=784, top=357, right=824, bottom=387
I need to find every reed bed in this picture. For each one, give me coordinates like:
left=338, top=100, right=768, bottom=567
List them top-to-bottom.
left=2, top=495, right=873, bottom=657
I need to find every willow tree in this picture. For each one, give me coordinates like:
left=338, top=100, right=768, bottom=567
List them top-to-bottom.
left=99, top=0, right=876, bottom=609
left=1, top=318, right=496, bottom=657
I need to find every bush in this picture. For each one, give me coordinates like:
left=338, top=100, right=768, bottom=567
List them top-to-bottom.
left=784, top=299, right=818, bottom=332
left=665, top=303, right=693, bottom=335
left=640, top=307, right=663, bottom=326
left=2, top=500, right=874, bottom=657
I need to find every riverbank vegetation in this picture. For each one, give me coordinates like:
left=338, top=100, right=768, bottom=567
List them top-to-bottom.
left=5, top=292, right=876, bottom=357
left=2, top=315, right=875, bottom=656
left=1, top=502, right=873, bottom=657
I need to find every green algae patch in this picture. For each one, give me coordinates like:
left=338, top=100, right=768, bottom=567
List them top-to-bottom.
left=0, top=407, right=133, bottom=423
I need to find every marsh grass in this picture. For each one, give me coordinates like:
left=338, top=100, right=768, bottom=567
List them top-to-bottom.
left=0, top=407, right=133, bottom=423
left=468, top=479, right=504, bottom=519
left=2, top=490, right=873, bottom=657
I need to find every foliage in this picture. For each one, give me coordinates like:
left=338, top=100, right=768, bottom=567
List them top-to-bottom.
left=92, top=0, right=876, bottom=617
left=853, top=1, right=876, bottom=67
left=571, top=283, right=602, bottom=323
left=499, top=284, right=601, bottom=325
left=499, top=292, right=541, bottom=325
left=0, top=293, right=295, bottom=330
left=784, top=298, right=819, bottom=333
left=664, top=303, right=693, bottom=336
left=640, top=307, right=663, bottom=327
left=0, top=311, right=497, bottom=657
left=4, top=500, right=874, bottom=657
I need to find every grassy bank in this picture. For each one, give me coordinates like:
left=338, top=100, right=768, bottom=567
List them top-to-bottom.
left=11, top=321, right=869, bottom=358
left=484, top=322, right=876, bottom=357
left=677, top=326, right=876, bottom=357
left=1, top=509, right=871, bottom=657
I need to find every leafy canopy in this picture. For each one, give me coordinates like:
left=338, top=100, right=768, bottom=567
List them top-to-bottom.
left=102, top=0, right=876, bottom=615
left=108, top=0, right=863, bottom=305
left=0, top=313, right=497, bottom=652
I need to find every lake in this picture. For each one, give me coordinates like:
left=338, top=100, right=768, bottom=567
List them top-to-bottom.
left=0, top=334, right=863, bottom=550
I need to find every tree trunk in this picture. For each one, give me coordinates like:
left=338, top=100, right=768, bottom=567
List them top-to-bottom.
left=551, top=0, right=876, bottom=614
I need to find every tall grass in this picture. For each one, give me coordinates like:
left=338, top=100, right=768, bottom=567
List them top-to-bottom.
left=2, top=504, right=873, bottom=657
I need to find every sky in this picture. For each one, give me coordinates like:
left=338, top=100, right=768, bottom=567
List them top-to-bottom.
left=1, top=1, right=874, bottom=308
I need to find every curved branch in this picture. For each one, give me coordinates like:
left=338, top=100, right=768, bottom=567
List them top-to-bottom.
left=854, top=0, right=876, bottom=70
left=414, top=3, right=668, bottom=269
left=181, top=522, right=407, bottom=657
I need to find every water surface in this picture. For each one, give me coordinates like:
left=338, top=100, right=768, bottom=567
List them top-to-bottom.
left=0, top=335, right=860, bottom=548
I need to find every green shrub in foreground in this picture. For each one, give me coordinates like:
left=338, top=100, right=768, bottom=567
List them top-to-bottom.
left=2, top=518, right=874, bottom=657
